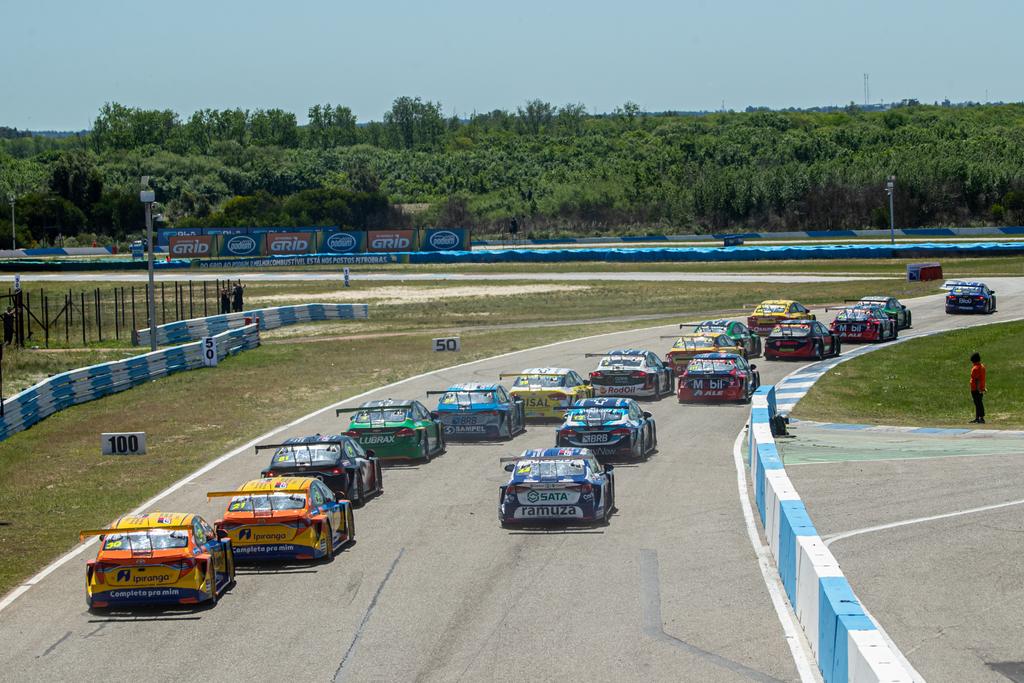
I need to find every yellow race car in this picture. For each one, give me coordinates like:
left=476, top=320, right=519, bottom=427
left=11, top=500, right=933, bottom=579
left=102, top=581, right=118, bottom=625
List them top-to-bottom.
left=747, top=299, right=816, bottom=336
left=664, top=332, right=739, bottom=373
left=499, top=367, right=594, bottom=420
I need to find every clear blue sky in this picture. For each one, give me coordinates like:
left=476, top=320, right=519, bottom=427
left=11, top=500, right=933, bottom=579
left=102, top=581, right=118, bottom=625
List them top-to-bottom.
left=2, top=0, right=1019, bottom=130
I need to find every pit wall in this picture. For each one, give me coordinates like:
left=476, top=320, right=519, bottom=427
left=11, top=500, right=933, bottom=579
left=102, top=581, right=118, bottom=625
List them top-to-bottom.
left=136, top=303, right=369, bottom=347
left=0, top=324, right=260, bottom=442
left=748, top=386, right=913, bottom=683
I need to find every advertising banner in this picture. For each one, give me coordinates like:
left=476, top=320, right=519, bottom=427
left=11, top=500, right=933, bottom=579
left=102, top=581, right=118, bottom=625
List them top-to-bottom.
left=204, top=227, right=247, bottom=236
left=157, top=228, right=202, bottom=247
left=422, top=228, right=469, bottom=251
left=366, top=229, right=417, bottom=253
left=318, top=230, right=365, bottom=254
left=264, top=231, right=315, bottom=255
left=219, top=233, right=263, bottom=257
left=168, top=235, right=215, bottom=258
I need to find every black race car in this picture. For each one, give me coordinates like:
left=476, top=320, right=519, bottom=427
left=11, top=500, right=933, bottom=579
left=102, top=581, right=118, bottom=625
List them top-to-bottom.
left=258, top=434, right=382, bottom=506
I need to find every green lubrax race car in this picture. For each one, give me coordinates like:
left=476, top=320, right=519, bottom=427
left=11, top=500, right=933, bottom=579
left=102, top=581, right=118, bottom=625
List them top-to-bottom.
left=337, top=399, right=446, bottom=462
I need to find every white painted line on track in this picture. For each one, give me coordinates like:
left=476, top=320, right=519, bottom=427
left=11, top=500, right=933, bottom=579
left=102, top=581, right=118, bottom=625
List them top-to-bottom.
left=0, top=319, right=683, bottom=615
left=731, top=429, right=821, bottom=683
left=824, top=497, right=1024, bottom=547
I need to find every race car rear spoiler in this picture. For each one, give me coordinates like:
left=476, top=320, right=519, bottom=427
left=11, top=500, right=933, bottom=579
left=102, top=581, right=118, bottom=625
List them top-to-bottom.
left=497, top=373, right=565, bottom=378
left=425, top=389, right=494, bottom=396
left=335, top=404, right=412, bottom=416
left=255, top=440, right=344, bottom=452
left=206, top=487, right=309, bottom=499
left=79, top=524, right=193, bottom=542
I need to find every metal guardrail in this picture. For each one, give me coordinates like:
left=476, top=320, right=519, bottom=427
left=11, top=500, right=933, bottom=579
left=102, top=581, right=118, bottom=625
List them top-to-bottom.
left=135, top=303, right=369, bottom=347
left=0, top=324, right=260, bottom=442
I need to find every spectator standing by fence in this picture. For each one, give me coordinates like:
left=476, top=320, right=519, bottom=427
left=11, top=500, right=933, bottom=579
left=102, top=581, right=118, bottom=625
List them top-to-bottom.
left=231, top=281, right=245, bottom=313
left=219, top=287, right=231, bottom=315
left=2, top=307, right=15, bottom=345
left=970, top=351, right=986, bottom=424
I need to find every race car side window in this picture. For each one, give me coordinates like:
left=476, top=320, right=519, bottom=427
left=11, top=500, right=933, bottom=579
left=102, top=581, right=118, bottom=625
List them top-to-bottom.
left=344, top=442, right=360, bottom=461
left=318, top=482, right=336, bottom=503
left=311, top=486, right=325, bottom=506
left=192, top=519, right=206, bottom=545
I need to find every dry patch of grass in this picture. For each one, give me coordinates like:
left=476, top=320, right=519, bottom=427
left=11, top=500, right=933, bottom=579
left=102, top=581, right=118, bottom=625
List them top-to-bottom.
left=247, top=284, right=590, bottom=305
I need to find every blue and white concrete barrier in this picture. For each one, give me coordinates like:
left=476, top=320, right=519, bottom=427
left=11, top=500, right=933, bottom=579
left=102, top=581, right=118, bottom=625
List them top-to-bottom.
left=136, top=303, right=368, bottom=347
left=0, top=324, right=260, bottom=442
left=749, top=385, right=912, bottom=682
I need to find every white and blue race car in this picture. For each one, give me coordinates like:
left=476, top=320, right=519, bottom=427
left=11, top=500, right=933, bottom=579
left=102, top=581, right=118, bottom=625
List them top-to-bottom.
left=585, top=349, right=674, bottom=399
left=427, top=383, right=526, bottom=440
left=555, top=397, right=657, bottom=460
left=498, top=448, right=616, bottom=527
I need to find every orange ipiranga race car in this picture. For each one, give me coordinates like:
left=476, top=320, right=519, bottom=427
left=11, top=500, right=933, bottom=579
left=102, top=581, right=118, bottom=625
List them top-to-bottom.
left=208, top=477, right=354, bottom=562
left=80, top=512, right=235, bottom=609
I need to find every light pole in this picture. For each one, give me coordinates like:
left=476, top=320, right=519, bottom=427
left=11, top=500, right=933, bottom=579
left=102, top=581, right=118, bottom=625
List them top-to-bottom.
left=885, top=175, right=896, bottom=245
left=140, top=178, right=157, bottom=351
left=7, top=193, right=14, bottom=251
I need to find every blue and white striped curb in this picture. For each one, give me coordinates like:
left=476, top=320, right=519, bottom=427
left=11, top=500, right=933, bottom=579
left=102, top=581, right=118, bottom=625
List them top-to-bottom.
left=473, top=225, right=1024, bottom=246
left=136, top=303, right=368, bottom=347
left=0, top=324, right=261, bottom=443
left=749, top=387, right=913, bottom=682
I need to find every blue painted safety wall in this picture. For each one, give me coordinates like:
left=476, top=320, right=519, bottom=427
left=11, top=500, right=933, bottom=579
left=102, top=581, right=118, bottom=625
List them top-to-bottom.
left=473, top=225, right=1024, bottom=246
left=408, top=241, right=1024, bottom=263
left=135, top=303, right=369, bottom=347
left=0, top=324, right=260, bottom=442
left=748, top=387, right=911, bottom=682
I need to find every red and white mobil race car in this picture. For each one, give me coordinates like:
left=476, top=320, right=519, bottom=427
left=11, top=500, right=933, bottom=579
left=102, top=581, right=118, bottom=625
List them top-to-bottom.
left=828, top=305, right=898, bottom=343
left=764, top=320, right=841, bottom=360
left=585, top=349, right=674, bottom=399
left=677, top=353, right=761, bottom=403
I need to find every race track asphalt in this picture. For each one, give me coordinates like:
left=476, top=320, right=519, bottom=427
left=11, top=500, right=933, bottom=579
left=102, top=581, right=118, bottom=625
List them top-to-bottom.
left=0, top=278, right=1018, bottom=682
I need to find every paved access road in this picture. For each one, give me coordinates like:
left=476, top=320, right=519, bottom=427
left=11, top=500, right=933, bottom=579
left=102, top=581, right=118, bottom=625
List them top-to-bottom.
left=0, top=271, right=895, bottom=284
left=782, top=277, right=1024, bottom=683
left=0, top=279, right=1017, bottom=682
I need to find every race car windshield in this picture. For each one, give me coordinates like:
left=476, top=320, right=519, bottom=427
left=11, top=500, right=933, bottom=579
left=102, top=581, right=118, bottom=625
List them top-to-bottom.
left=951, top=287, right=983, bottom=295
left=756, top=304, right=787, bottom=314
left=835, top=309, right=875, bottom=322
left=696, top=323, right=728, bottom=333
left=769, top=324, right=811, bottom=337
left=674, top=336, right=715, bottom=349
left=598, top=356, right=643, bottom=368
left=687, top=359, right=737, bottom=373
left=512, top=375, right=566, bottom=388
left=441, top=391, right=495, bottom=406
left=565, top=408, right=628, bottom=424
left=353, top=409, right=409, bottom=422
left=270, top=446, right=340, bottom=466
left=515, top=460, right=586, bottom=477
left=227, top=493, right=307, bottom=512
left=102, top=529, right=189, bottom=551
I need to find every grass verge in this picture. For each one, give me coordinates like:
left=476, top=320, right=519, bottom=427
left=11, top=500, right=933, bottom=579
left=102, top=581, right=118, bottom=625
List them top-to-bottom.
left=794, top=320, right=1024, bottom=429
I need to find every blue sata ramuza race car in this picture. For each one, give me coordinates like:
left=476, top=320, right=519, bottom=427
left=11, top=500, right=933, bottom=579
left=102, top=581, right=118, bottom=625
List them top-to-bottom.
left=945, top=281, right=997, bottom=314
left=427, top=383, right=526, bottom=440
left=555, top=397, right=657, bottom=460
left=498, top=448, right=615, bottom=527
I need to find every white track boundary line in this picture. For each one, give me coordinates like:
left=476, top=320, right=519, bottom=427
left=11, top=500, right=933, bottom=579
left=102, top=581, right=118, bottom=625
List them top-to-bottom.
left=0, top=320, right=684, bottom=615
left=732, top=430, right=821, bottom=683
left=824, top=497, right=1024, bottom=547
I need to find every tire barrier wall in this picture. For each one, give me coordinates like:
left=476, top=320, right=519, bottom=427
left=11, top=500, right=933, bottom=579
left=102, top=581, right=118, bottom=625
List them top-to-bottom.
left=473, top=225, right=1024, bottom=246
left=136, top=303, right=369, bottom=347
left=0, top=324, right=260, bottom=443
left=748, top=386, right=912, bottom=683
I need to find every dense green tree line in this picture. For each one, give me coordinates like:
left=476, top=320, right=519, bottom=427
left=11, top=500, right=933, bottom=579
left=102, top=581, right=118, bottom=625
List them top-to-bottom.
left=2, top=98, right=1024, bottom=246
